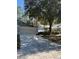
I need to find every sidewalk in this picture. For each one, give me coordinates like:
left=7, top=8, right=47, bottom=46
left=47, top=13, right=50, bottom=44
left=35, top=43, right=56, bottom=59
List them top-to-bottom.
left=17, top=26, right=61, bottom=59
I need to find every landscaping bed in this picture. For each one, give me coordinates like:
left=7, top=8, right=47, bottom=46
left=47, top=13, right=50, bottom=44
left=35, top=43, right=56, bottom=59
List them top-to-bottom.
left=36, top=31, right=61, bottom=44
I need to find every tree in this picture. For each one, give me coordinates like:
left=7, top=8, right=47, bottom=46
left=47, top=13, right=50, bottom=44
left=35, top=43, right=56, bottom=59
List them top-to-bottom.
left=24, top=0, right=61, bottom=34
left=40, top=0, right=61, bottom=34
left=17, top=6, right=24, bottom=20
left=17, top=6, right=22, bottom=49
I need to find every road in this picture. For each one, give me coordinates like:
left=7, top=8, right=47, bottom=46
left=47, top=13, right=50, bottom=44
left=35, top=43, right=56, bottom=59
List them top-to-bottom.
left=17, top=27, right=61, bottom=59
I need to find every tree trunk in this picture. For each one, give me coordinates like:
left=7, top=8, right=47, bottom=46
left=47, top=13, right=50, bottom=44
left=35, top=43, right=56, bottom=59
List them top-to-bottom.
left=35, top=17, right=38, bottom=34
left=49, top=23, right=52, bottom=35
left=17, top=34, right=20, bottom=49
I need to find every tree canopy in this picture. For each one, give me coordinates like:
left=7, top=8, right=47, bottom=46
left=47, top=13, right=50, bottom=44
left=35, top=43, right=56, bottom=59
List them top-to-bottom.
left=25, top=0, right=61, bottom=34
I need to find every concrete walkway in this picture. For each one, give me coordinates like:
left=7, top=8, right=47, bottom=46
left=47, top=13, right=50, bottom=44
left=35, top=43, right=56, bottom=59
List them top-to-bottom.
left=17, top=27, right=61, bottom=59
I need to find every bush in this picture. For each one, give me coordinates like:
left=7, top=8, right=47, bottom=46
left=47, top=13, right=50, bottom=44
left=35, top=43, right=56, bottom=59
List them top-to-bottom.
left=36, top=31, right=60, bottom=35
left=36, top=31, right=50, bottom=35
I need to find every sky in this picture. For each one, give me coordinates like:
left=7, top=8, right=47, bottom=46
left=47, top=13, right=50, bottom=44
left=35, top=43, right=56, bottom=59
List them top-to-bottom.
left=17, top=0, right=24, bottom=10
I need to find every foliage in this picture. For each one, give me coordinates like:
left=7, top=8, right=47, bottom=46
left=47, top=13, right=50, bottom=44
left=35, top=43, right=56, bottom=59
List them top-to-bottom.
left=25, top=0, right=61, bottom=34
left=17, top=6, right=24, bottom=20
